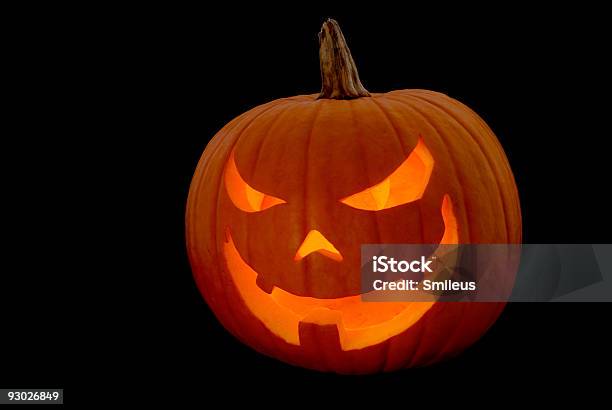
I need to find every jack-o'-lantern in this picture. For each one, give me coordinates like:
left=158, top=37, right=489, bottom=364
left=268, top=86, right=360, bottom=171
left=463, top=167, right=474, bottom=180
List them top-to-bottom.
left=186, top=19, right=521, bottom=373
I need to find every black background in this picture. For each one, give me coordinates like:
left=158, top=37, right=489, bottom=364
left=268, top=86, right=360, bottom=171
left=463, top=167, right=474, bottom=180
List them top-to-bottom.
left=3, top=5, right=611, bottom=404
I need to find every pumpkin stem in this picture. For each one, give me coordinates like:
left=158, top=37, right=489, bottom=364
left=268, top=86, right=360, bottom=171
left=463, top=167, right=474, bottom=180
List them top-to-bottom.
left=317, top=19, right=370, bottom=100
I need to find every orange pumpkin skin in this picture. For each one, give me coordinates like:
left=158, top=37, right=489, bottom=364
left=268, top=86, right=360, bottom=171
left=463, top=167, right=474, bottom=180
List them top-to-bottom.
left=186, top=89, right=521, bottom=373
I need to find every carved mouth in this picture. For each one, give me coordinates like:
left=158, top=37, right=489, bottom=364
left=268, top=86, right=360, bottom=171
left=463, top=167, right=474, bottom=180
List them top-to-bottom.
left=223, top=195, right=458, bottom=351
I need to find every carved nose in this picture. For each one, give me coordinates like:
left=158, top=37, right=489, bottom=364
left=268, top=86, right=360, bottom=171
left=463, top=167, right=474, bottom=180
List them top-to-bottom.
left=294, top=230, right=343, bottom=262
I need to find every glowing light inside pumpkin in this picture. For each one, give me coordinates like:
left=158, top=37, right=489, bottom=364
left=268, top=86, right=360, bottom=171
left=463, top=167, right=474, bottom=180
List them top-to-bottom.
left=341, top=137, right=434, bottom=211
left=224, top=150, right=286, bottom=212
left=440, top=194, right=458, bottom=244
left=223, top=195, right=458, bottom=351
left=294, top=230, right=343, bottom=262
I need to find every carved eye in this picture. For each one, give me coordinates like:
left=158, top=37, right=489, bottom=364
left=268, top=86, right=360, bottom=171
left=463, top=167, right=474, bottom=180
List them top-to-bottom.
left=340, top=137, right=434, bottom=211
left=225, top=150, right=286, bottom=212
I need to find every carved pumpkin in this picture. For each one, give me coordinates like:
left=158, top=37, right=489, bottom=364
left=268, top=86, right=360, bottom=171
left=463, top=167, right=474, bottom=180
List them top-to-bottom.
left=186, top=19, right=521, bottom=373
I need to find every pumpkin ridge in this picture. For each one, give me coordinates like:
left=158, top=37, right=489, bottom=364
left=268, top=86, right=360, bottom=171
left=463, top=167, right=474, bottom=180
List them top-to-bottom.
left=409, top=90, right=516, bottom=185
left=419, top=92, right=522, bottom=243
left=407, top=93, right=511, bottom=243
left=383, top=94, right=473, bottom=243
left=368, top=96, right=427, bottom=243
left=186, top=98, right=284, bottom=327
left=407, top=98, right=493, bottom=244
left=189, top=99, right=286, bottom=225
left=211, top=100, right=291, bottom=341
left=244, top=100, right=307, bottom=181
left=301, top=101, right=324, bottom=300
left=348, top=101, right=384, bottom=247
left=188, top=102, right=276, bottom=250
left=243, top=102, right=302, bottom=266
left=189, top=116, right=258, bottom=340
left=429, top=302, right=505, bottom=366
left=426, top=303, right=469, bottom=365
left=404, top=309, right=436, bottom=367
left=377, top=332, right=392, bottom=372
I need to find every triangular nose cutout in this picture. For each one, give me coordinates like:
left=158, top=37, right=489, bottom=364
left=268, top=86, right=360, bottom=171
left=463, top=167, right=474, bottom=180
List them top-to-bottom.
left=294, top=230, right=343, bottom=262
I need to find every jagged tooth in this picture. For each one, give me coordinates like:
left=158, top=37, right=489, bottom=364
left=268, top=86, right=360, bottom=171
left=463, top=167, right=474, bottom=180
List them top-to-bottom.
left=255, top=275, right=274, bottom=294
left=298, top=308, right=346, bottom=363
